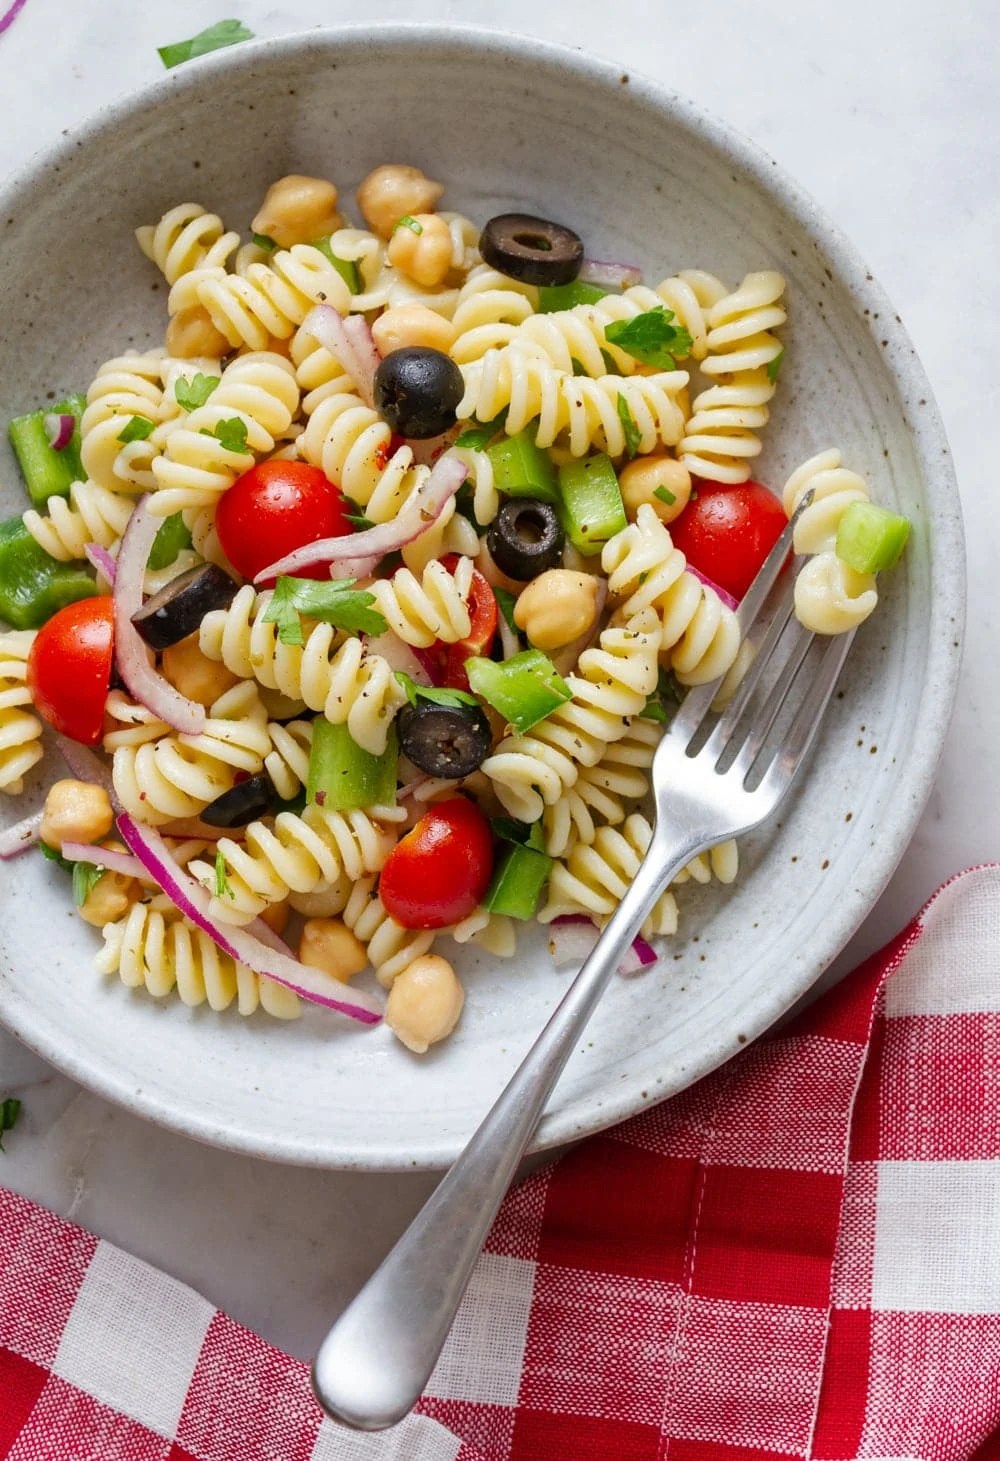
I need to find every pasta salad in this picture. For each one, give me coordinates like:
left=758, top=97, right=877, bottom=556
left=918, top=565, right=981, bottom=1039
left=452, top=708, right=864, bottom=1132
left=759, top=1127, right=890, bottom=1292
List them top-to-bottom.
left=0, top=164, right=909, bottom=1054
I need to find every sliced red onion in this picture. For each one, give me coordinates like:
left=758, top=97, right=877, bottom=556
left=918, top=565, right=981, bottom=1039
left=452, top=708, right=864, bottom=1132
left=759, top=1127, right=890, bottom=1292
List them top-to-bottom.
left=578, top=258, right=643, bottom=290
left=301, top=304, right=370, bottom=403
left=342, top=313, right=381, bottom=407
left=44, top=412, right=75, bottom=451
left=255, top=454, right=468, bottom=584
left=113, top=497, right=206, bottom=735
left=84, top=542, right=118, bottom=584
left=686, top=563, right=739, bottom=611
left=496, top=610, right=519, bottom=662
left=365, top=632, right=432, bottom=685
left=56, top=735, right=117, bottom=798
left=0, top=811, right=43, bottom=859
left=116, top=814, right=382, bottom=1025
left=60, top=841, right=144, bottom=879
left=548, top=914, right=658, bottom=976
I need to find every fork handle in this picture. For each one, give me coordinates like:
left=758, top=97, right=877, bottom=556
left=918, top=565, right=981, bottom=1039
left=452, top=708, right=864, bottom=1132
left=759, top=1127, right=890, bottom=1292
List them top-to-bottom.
left=312, top=822, right=705, bottom=1431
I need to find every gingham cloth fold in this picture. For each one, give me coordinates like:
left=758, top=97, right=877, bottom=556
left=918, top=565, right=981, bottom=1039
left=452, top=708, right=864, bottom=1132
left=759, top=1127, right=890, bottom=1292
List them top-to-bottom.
left=4, top=865, right=1000, bottom=1461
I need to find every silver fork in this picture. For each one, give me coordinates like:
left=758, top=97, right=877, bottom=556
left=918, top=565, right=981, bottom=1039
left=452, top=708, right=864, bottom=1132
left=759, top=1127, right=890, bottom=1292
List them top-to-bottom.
left=312, top=497, right=854, bottom=1431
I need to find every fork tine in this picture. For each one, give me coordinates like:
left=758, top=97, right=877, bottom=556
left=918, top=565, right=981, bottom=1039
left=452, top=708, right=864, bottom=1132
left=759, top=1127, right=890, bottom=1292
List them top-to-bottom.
left=701, top=572, right=797, bottom=761
left=724, top=619, right=815, bottom=780
left=754, top=629, right=856, bottom=802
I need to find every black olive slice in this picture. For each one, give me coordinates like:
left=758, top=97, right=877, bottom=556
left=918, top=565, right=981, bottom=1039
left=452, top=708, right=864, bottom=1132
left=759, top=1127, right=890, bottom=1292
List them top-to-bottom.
left=480, top=213, right=584, bottom=286
left=373, top=347, right=465, bottom=439
left=487, top=499, right=565, bottom=581
left=131, top=563, right=240, bottom=651
left=398, top=701, right=493, bottom=779
left=201, top=773, right=276, bottom=828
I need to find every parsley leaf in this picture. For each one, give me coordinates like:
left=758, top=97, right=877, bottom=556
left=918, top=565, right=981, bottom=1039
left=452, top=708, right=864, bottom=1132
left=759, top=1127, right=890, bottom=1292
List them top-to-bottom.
left=158, top=19, right=255, bottom=69
left=395, top=215, right=423, bottom=234
left=252, top=232, right=276, bottom=251
left=604, top=307, right=693, bottom=368
left=766, top=347, right=785, bottom=384
left=174, top=373, right=220, bottom=410
left=616, top=392, right=642, bottom=460
left=454, top=410, right=508, bottom=451
left=116, top=415, right=155, bottom=444
left=204, top=417, right=250, bottom=454
left=653, top=484, right=677, bottom=507
left=342, top=497, right=375, bottom=531
left=262, top=576, right=388, bottom=646
left=493, top=585, right=519, bottom=634
left=639, top=666, right=684, bottom=722
left=394, top=671, right=480, bottom=710
left=638, top=696, right=668, bottom=722
left=491, top=816, right=546, bottom=853
left=39, top=841, right=73, bottom=872
left=214, top=848, right=234, bottom=900
left=71, top=861, right=106, bottom=908
left=0, top=1097, right=22, bottom=1153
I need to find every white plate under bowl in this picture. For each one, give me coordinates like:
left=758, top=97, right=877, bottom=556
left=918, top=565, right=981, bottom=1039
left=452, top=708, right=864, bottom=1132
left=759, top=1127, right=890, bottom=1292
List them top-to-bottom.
left=0, top=26, right=964, bottom=1169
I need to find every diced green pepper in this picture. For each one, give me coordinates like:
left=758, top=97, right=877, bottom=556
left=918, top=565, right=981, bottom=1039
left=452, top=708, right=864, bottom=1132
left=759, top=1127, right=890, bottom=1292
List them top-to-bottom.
left=311, top=236, right=361, bottom=295
left=537, top=280, right=611, bottom=312
left=8, top=394, right=86, bottom=508
left=486, top=430, right=559, bottom=505
left=557, top=453, right=627, bottom=556
left=836, top=501, right=911, bottom=574
left=147, top=513, right=194, bottom=572
left=0, top=517, right=97, bottom=629
left=466, top=649, right=571, bottom=733
left=306, top=720, right=398, bottom=811
left=484, top=842, right=552, bottom=919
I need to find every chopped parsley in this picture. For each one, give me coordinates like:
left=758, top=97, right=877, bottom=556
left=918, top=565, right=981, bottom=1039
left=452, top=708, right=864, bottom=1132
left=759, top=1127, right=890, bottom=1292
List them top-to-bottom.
left=158, top=19, right=255, bottom=69
left=395, top=215, right=423, bottom=234
left=252, top=232, right=276, bottom=251
left=604, top=307, right=693, bottom=368
left=766, top=347, right=785, bottom=384
left=174, top=373, right=220, bottom=410
left=616, top=392, right=642, bottom=460
left=454, top=410, right=508, bottom=451
left=116, top=415, right=155, bottom=444
left=206, top=417, right=250, bottom=454
left=653, top=484, right=677, bottom=507
left=262, top=576, right=387, bottom=646
left=493, top=585, right=519, bottom=634
left=639, top=666, right=684, bottom=722
left=394, top=672, right=479, bottom=710
left=638, top=696, right=668, bottom=722
left=39, top=841, right=73, bottom=871
left=214, top=849, right=234, bottom=900
left=72, top=861, right=106, bottom=908
left=0, top=1097, right=22, bottom=1153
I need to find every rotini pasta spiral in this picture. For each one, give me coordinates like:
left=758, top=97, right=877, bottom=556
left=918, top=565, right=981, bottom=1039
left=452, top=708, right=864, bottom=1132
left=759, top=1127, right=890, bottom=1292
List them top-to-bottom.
left=136, top=203, right=240, bottom=285
left=196, top=244, right=353, bottom=351
left=446, top=265, right=539, bottom=360
left=679, top=271, right=786, bottom=484
left=290, top=318, right=357, bottom=414
left=457, top=346, right=688, bottom=457
left=79, top=350, right=167, bottom=492
left=150, top=352, right=300, bottom=516
left=296, top=384, right=423, bottom=522
left=782, top=449, right=878, bottom=634
left=22, top=481, right=135, bottom=563
left=400, top=497, right=483, bottom=575
left=602, top=504, right=743, bottom=684
left=369, top=557, right=473, bottom=647
left=198, top=585, right=408, bottom=755
left=482, top=608, right=661, bottom=821
left=0, top=631, right=43, bottom=795
left=111, top=682, right=273, bottom=825
left=542, top=715, right=660, bottom=856
left=264, top=719, right=314, bottom=801
left=190, top=803, right=403, bottom=925
left=540, top=813, right=679, bottom=938
left=340, top=876, right=436, bottom=987
left=95, top=899, right=300, bottom=1018
left=447, top=905, right=517, bottom=958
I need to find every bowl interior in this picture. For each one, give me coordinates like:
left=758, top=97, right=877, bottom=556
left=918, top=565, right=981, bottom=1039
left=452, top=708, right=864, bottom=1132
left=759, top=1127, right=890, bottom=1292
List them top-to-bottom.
left=0, top=28, right=963, bottom=1168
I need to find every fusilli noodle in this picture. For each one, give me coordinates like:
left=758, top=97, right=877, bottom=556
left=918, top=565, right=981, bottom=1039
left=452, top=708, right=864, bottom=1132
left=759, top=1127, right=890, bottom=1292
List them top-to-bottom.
left=136, top=203, right=240, bottom=286
left=196, top=244, right=353, bottom=351
left=80, top=350, right=166, bottom=492
left=782, top=449, right=878, bottom=634
left=23, top=481, right=134, bottom=563
left=369, top=557, right=473, bottom=647
left=0, top=631, right=43, bottom=794
left=542, top=715, right=660, bottom=856
left=540, top=813, right=680, bottom=938
left=340, top=876, right=436, bottom=987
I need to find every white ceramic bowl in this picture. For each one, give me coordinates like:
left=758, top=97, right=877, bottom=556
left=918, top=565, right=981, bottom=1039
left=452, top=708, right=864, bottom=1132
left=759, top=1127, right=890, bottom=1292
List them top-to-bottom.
left=0, top=26, right=964, bottom=1169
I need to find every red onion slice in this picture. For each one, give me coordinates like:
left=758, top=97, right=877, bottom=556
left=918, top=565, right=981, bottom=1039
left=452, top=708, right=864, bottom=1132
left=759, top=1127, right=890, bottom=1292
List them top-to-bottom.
left=578, top=258, right=643, bottom=290
left=301, top=304, right=371, bottom=404
left=342, top=313, right=381, bottom=408
left=44, top=412, right=75, bottom=451
left=255, top=454, right=468, bottom=584
left=113, top=497, right=206, bottom=735
left=84, top=542, right=118, bottom=584
left=686, top=563, right=739, bottom=611
left=365, top=632, right=432, bottom=685
left=55, top=735, right=117, bottom=798
left=0, top=811, right=43, bottom=859
left=116, top=814, right=382, bottom=1024
left=60, top=841, right=144, bottom=879
left=548, top=914, right=658, bottom=975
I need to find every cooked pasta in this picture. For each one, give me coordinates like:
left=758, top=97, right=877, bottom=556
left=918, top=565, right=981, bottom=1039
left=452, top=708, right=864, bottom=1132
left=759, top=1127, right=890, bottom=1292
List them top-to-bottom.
left=136, top=203, right=240, bottom=286
left=196, top=244, right=353, bottom=351
left=447, top=265, right=540, bottom=360
left=79, top=350, right=167, bottom=493
left=296, top=385, right=422, bottom=521
left=783, top=448, right=879, bottom=634
left=23, top=480, right=134, bottom=562
left=602, top=504, right=742, bottom=684
left=369, top=558, right=473, bottom=647
left=199, top=585, right=408, bottom=755
left=0, top=631, right=43, bottom=794
left=542, top=715, right=660, bottom=856
left=264, top=719, right=314, bottom=801
left=540, top=814, right=680, bottom=938
left=340, top=876, right=436, bottom=987
left=96, top=899, right=300, bottom=1018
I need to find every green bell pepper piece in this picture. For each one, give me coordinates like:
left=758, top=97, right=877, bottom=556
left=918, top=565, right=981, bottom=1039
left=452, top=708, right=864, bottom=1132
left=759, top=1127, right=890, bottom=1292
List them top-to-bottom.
left=311, top=237, right=361, bottom=295
left=537, top=280, right=610, bottom=312
left=8, top=394, right=87, bottom=508
left=486, top=430, right=559, bottom=505
left=557, top=453, right=627, bottom=557
left=835, top=501, right=910, bottom=574
left=0, top=516, right=97, bottom=629
left=465, top=649, right=571, bottom=733
left=307, top=720, right=398, bottom=811
left=484, top=841, right=552, bottom=919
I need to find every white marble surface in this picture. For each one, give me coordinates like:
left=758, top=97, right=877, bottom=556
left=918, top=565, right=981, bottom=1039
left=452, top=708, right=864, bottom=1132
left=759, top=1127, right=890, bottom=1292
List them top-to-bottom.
left=0, top=0, right=996, bottom=1361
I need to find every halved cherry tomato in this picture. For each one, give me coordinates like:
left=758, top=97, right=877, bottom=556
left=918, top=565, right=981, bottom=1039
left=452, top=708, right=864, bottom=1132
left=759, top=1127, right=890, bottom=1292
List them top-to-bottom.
left=215, top=460, right=353, bottom=584
left=668, top=479, right=788, bottom=602
left=439, top=553, right=497, bottom=691
left=27, top=596, right=114, bottom=745
left=379, top=797, right=494, bottom=929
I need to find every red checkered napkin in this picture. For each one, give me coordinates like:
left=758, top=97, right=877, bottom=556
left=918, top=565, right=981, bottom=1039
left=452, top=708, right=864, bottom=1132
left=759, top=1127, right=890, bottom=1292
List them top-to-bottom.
left=4, top=865, right=1000, bottom=1461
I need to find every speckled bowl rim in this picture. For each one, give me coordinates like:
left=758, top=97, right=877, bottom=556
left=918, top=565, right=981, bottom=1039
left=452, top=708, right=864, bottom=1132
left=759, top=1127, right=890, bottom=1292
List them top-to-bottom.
left=0, top=23, right=965, bottom=1169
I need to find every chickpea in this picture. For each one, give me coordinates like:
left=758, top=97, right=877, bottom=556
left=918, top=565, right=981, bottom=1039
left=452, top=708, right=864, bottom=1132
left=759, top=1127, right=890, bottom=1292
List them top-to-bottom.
left=356, top=164, right=444, bottom=239
left=251, top=174, right=343, bottom=250
left=385, top=214, right=453, bottom=289
left=372, top=303, right=457, bottom=357
left=165, top=305, right=230, bottom=360
left=619, top=455, right=692, bottom=525
left=514, top=569, right=601, bottom=651
left=161, top=634, right=239, bottom=709
left=40, top=780, right=114, bottom=852
left=76, top=870, right=135, bottom=928
left=258, top=900, right=291, bottom=938
left=298, top=918, right=368, bottom=984
left=385, top=954, right=464, bottom=1054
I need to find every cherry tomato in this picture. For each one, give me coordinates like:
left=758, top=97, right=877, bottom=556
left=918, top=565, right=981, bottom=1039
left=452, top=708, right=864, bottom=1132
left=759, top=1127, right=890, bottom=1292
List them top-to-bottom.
left=215, top=460, right=353, bottom=584
left=668, top=480, right=788, bottom=602
left=439, top=554, right=497, bottom=691
left=27, top=596, right=114, bottom=745
left=379, top=797, right=494, bottom=929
